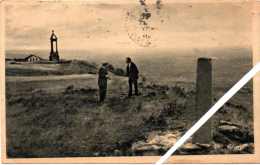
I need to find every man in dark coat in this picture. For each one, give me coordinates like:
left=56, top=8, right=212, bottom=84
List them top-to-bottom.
left=126, top=57, right=139, bottom=97
left=98, top=63, right=109, bottom=103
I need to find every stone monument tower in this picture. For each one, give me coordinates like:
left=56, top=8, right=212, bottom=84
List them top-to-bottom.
left=49, top=30, right=60, bottom=62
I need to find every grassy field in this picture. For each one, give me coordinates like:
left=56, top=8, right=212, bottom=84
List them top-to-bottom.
left=5, top=48, right=254, bottom=157
left=5, top=64, right=253, bottom=157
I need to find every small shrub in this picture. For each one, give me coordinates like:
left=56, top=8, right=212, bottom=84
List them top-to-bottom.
left=112, top=68, right=126, bottom=76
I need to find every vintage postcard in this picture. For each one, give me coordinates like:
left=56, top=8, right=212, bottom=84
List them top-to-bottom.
left=1, top=0, right=260, bottom=163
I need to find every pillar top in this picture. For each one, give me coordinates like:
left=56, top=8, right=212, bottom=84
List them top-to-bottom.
left=50, top=30, right=57, bottom=40
left=198, top=57, right=212, bottom=61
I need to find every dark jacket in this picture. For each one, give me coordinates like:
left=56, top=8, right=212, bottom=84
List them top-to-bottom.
left=126, top=62, right=139, bottom=80
left=98, top=66, right=108, bottom=88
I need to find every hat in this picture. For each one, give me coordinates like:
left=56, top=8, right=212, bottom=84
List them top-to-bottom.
left=102, top=62, right=109, bottom=66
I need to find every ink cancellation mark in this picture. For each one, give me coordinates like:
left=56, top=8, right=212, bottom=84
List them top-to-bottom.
left=124, top=0, right=167, bottom=47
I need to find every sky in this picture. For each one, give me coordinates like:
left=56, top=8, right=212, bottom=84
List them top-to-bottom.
left=5, top=0, right=252, bottom=52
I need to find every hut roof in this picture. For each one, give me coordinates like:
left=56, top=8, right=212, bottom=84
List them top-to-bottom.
left=24, top=54, right=43, bottom=60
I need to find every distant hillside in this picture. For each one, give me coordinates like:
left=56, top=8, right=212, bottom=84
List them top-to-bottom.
left=6, top=60, right=98, bottom=76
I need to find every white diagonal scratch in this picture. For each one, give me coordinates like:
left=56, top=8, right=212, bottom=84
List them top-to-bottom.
left=155, top=62, right=260, bottom=165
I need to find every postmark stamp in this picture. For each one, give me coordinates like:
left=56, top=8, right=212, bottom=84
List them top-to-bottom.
left=124, top=0, right=168, bottom=47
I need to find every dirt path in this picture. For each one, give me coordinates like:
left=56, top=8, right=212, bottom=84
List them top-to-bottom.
left=6, top=74, right=97, bottom=82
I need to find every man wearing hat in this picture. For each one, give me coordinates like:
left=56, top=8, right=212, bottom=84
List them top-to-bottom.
left=98, top=63, right=110, bottom=103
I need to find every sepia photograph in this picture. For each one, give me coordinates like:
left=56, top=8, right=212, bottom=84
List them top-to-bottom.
left=1, top=0, right=260, bottom=163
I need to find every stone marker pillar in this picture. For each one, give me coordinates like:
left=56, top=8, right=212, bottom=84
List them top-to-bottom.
left=193, top=58, right=213, bottom=144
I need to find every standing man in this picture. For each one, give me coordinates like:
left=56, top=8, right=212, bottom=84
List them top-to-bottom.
left=126, top=57, right=139, bottom=97
left=98, top=63, right=110, bottom=103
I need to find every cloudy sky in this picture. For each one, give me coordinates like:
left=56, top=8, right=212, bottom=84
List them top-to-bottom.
left=5, top=0, right=252, bottom=52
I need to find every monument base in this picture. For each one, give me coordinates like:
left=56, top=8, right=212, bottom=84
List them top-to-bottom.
left=49, top=52, right=60, bottom=62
